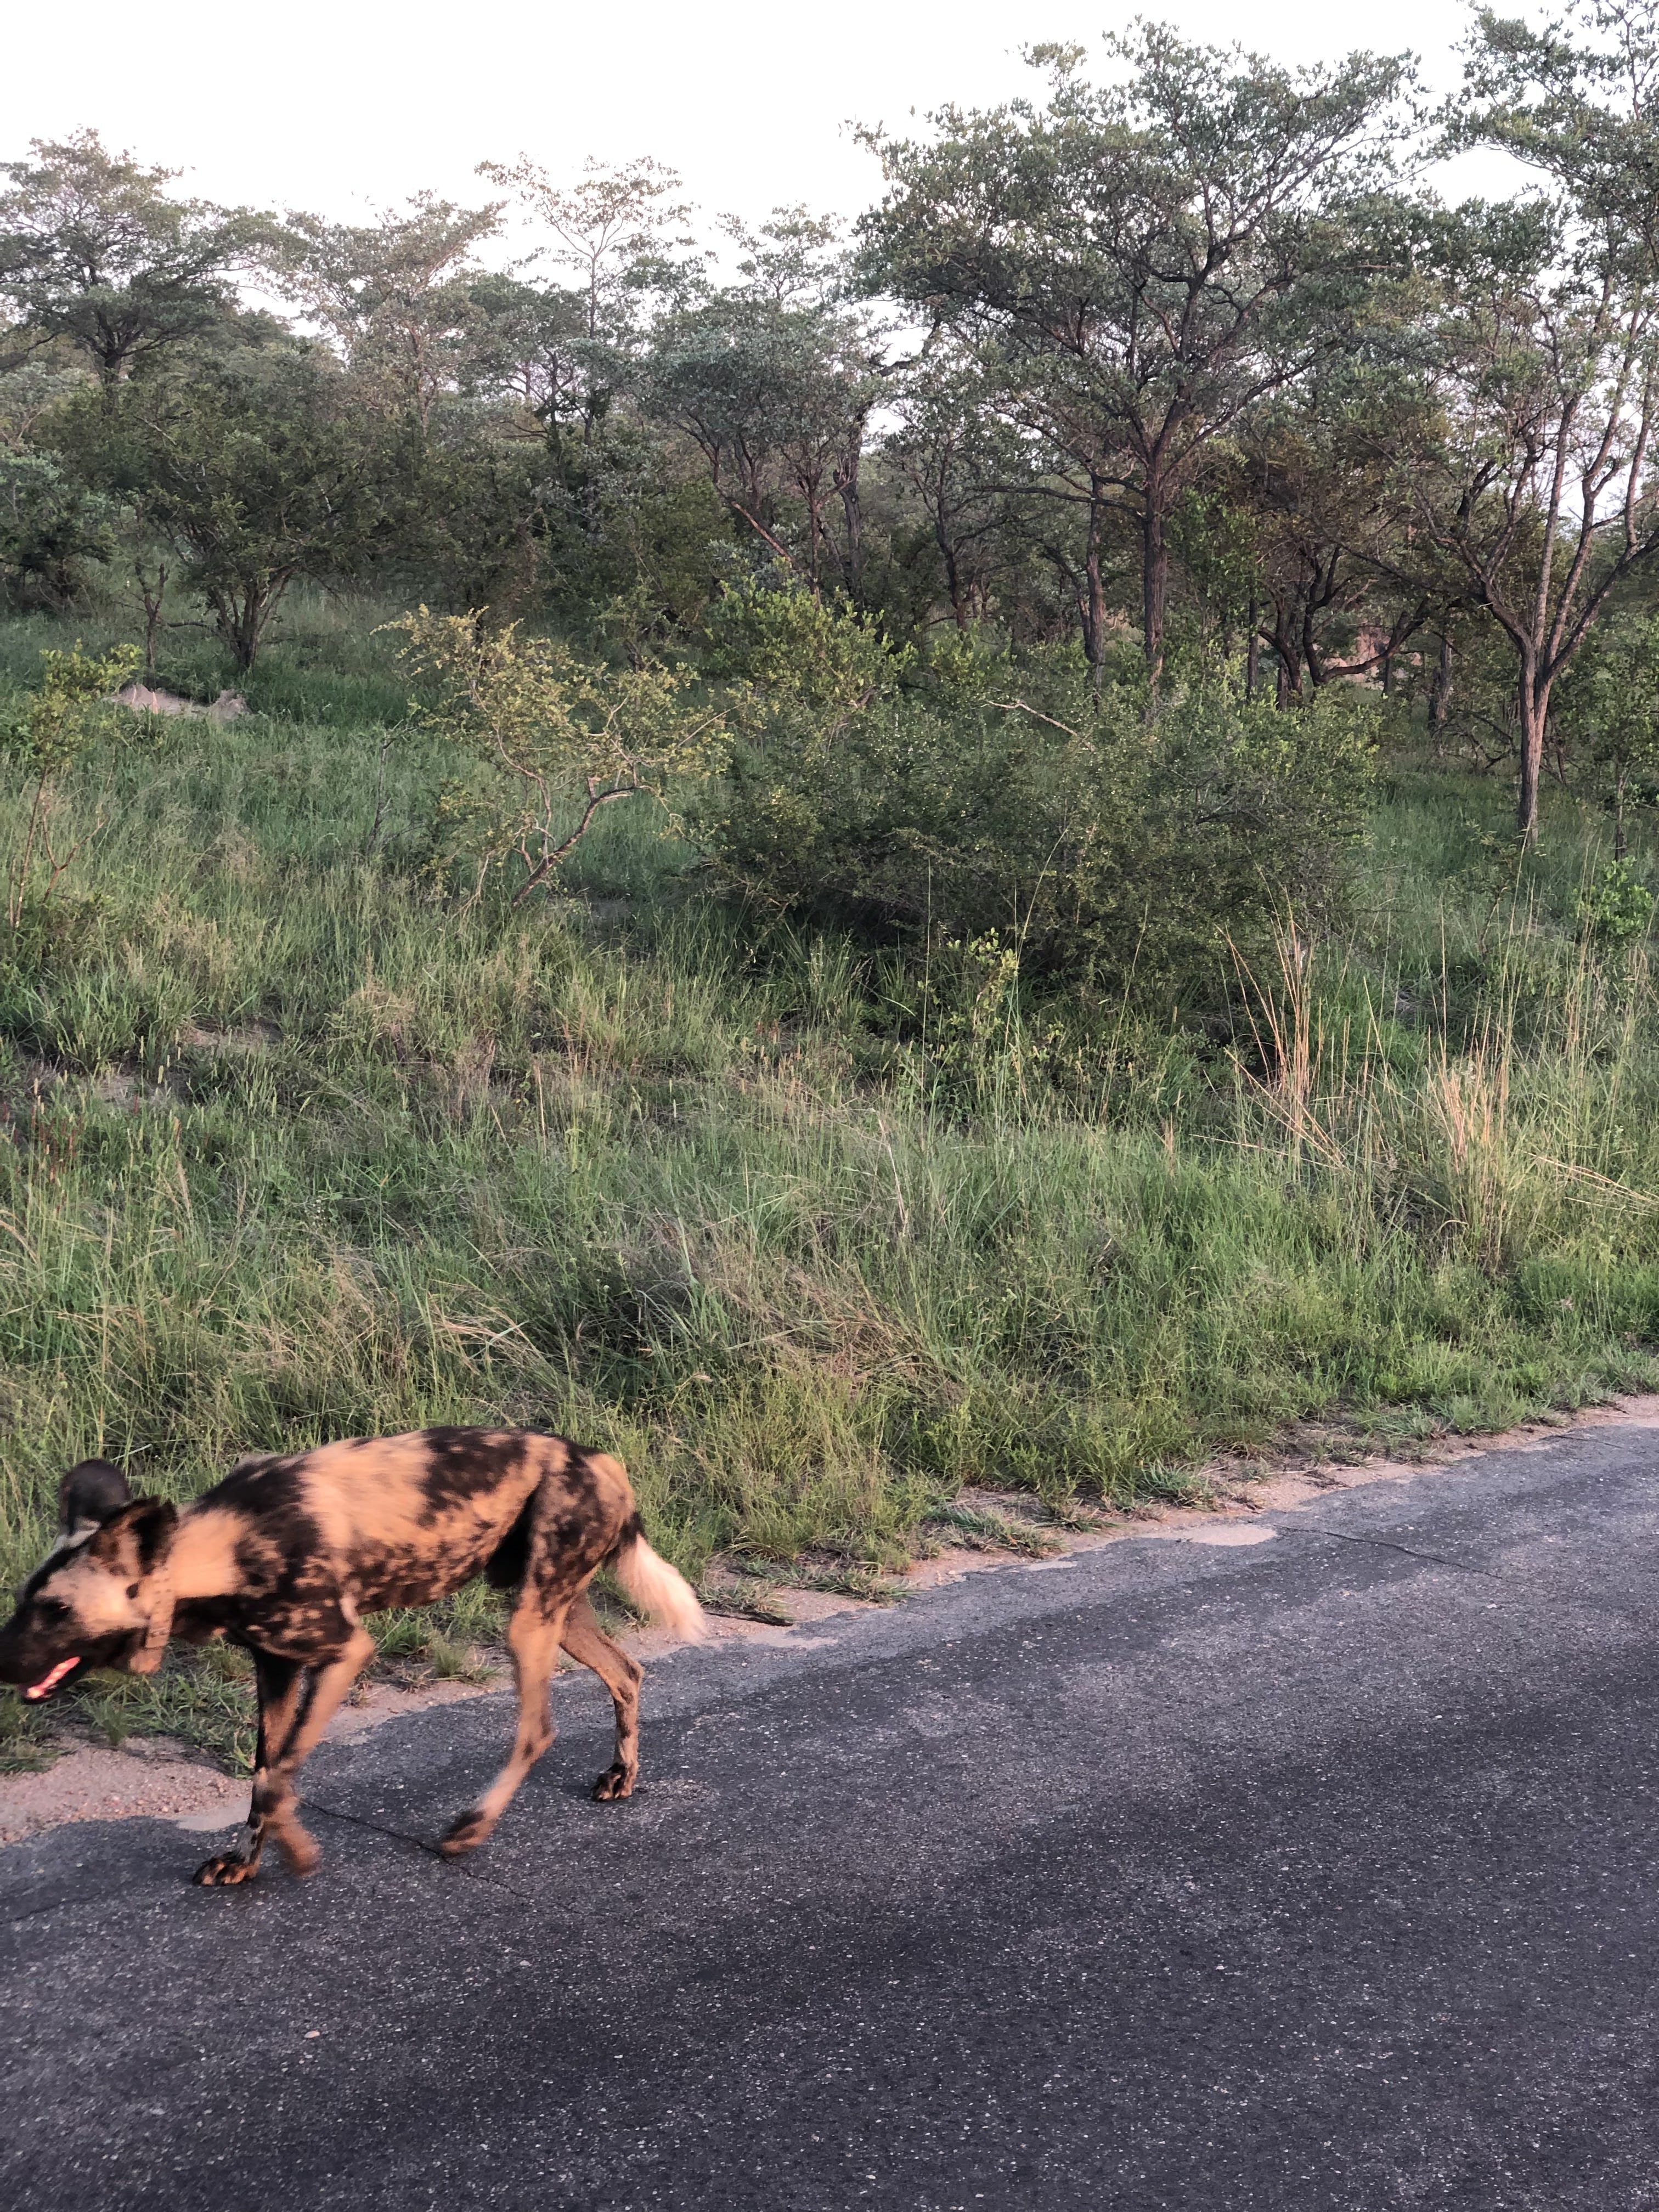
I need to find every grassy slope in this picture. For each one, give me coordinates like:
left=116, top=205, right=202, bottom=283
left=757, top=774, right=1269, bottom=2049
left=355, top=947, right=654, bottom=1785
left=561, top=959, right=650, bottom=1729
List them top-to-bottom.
left=2, top=599, right=1657, bottom=1763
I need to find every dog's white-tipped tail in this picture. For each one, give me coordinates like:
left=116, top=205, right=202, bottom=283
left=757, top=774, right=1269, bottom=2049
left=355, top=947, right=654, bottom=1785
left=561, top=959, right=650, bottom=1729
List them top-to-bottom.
left=611, top=1524, right=708, bottom=1643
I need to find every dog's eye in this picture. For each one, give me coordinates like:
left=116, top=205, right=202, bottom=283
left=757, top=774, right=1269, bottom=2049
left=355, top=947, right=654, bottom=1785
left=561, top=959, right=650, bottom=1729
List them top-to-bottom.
left=126, top=1583, right=139, bottom=1599
left=35, top=1595, right=67, bottom=1619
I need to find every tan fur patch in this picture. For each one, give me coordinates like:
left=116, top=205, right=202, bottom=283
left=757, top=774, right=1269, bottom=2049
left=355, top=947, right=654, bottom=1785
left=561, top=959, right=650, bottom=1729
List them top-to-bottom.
left=300, top=1437, right=438, bottom=1563
left=170, top=1508, right=247, bottom=1603
left=41, top=1552, right=146, bottom=1638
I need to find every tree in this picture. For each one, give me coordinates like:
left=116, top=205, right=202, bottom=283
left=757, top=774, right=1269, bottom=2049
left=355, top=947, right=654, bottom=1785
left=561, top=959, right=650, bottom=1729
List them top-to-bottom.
left=1395, top=2, right=1659, bottom=839
left=860, top=30, right=1411, bottom=683
left=0, top=133, right=259, bottom=387
left=478, top=155, right=696, bottom=490
left=275, top=194, right=503, bottom=431
left=648, top=212, right=888, bottom=591
left=458, top=269, right=592, bottom=435
left=64, top=342, right=387, bottom=667
left=881, top=351, right=1025, bottom=628
left=0, top=358, right=111, bottom=608
left=1229, top=369, right=1436, bottom=698
left=0, top=447, right=113, bottom=611
left=1559, top=608, right=1659, bottom=854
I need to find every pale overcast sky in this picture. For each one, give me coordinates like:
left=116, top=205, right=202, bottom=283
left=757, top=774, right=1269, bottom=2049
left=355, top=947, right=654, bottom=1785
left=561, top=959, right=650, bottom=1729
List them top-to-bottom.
left=4, top=0, right=1499, bottom=234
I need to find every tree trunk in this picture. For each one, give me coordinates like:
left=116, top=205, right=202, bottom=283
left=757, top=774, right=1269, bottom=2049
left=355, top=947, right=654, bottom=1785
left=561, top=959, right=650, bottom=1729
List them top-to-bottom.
left=838, top=436, right=865, bottom=596
left=1082, top=493, right=1109, bottom=693
left=1142, top=494, right=1167, bottom=686
left=941, top=535, right=968, bottom=629
left=137, top=563, right=168, bottom=677
left=213, top=576, right=286, bottom=671
left=1245, top=597, right=1259, bottom=701
left=1302, top=600, right=1322, bottom=689
left=1268, top=601, right=1302, bottom=704
left=1428, top=632, right=1453, bottom=738
left=1517, top=661, right=1548, bottom=843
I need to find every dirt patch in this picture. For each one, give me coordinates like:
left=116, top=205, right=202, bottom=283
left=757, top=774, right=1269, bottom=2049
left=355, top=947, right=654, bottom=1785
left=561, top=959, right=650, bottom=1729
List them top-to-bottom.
left=321, top=1674, right=500, bottom=1745
left=0, top=1741, right=244, bottom=1847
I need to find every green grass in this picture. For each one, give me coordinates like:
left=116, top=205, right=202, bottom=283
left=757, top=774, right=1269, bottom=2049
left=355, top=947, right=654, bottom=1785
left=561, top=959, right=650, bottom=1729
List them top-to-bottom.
left=1, top=595, right=1657, bottom=1759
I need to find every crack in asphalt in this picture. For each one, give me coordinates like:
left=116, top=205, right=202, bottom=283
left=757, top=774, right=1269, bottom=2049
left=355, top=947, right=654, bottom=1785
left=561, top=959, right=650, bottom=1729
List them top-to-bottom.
left=1296, top=1521, right=1659, bottom=1637
left=1302, top=1526, right=1499, bottom=1575
left=303, top=1796, right=444, bottom=1860
left=303, top=1797, right=558, bottom=1908
left=0, top=1799, right=539, bottom=1928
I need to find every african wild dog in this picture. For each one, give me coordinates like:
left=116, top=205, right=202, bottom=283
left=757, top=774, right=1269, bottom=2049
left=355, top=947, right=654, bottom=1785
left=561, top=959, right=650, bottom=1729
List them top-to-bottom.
left=0, top=1430, right=706, bottom=1884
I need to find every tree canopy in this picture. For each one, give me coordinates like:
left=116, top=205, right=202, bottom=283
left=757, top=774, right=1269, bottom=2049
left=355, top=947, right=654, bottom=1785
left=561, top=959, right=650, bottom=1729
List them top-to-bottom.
left=6, top=16, right=1659, bottom=842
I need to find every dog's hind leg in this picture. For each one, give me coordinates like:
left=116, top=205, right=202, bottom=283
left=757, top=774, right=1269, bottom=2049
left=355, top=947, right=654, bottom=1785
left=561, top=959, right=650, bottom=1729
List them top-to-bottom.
left=440, top=1594, right=569, bottom=1857
left=561, top=1594, right=644, bottom=1802
left=193, top=1652, right=306, bottom=1887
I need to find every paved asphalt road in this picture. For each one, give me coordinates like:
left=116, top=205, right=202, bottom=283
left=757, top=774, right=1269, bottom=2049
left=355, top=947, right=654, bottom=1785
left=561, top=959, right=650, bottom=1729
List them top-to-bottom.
left=5, top=1423, right=1659, bottom=2210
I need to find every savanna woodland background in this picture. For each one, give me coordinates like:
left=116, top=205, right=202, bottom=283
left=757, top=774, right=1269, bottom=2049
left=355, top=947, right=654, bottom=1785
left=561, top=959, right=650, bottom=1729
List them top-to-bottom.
left=5, top=7, right=1659, bottom=1764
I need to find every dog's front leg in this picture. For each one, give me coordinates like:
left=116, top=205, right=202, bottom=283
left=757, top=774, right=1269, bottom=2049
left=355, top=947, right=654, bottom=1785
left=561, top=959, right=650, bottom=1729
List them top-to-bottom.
left=256, top=1626, right=375, bottom=1879
left=194, top=1652, right=306, bottom=1888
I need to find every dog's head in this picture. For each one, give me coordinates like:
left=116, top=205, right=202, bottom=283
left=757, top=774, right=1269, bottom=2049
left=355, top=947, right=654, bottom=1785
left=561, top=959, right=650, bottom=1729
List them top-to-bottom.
left=0, top=1462, right=178, bottom=1702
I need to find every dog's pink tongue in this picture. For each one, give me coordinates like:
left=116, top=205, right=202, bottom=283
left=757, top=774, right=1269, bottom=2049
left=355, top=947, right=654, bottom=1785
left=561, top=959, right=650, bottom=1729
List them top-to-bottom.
left=24, top=1655, right=78, bottom=1701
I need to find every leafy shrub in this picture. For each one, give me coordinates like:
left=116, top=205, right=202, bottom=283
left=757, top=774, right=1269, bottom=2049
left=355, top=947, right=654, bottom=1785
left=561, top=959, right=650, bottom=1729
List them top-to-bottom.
left=0, top=449, right=113, bottom=612
left=696, top=586, right=1375, bottom=1005
left=394, top=608, right=726, bottom=901
left=1578, top=859, right=1655, bottom=947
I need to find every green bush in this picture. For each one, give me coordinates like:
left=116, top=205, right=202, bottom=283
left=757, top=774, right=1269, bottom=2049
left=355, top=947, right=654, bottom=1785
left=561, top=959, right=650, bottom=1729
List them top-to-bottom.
left=0, top=449, right=114, bottom=612
left=697, top=586, right=1375, bottom=1005
left=1577, top=859, right=1655, bottom=948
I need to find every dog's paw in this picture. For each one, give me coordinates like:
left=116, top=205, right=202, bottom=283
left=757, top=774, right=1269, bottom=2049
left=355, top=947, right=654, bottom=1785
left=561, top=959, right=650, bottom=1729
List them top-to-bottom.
left=590, top=1763, right=636, bottom=1802
left=439, top=1808, right=493, bottom=1858
left=193, top=1852, right=259, bottom=1887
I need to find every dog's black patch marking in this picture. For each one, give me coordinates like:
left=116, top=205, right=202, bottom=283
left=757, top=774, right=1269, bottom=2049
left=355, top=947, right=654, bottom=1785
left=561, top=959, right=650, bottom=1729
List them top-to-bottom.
left=416, top=1427, right=530, bottom=1521
left=565, top=1451, right=604, bottom=1505
left=216, top=1456, right=309, bottom=1520
left=543, top=1459, right=631, bottom=1570
left=221, top=1465, right=325, bottom=1597
left=484, top=1493, right=535, bottom=1590
left=231, top=1526, right=289, bottom=1605
left=349, top=1538, right=475, bottom=1612
left=173, top=1596, right=244, bottom=1643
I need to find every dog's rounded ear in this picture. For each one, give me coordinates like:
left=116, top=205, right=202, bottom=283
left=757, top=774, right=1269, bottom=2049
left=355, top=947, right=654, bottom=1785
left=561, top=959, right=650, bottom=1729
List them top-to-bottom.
left=59, top=1459, right=131, bottom=1535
